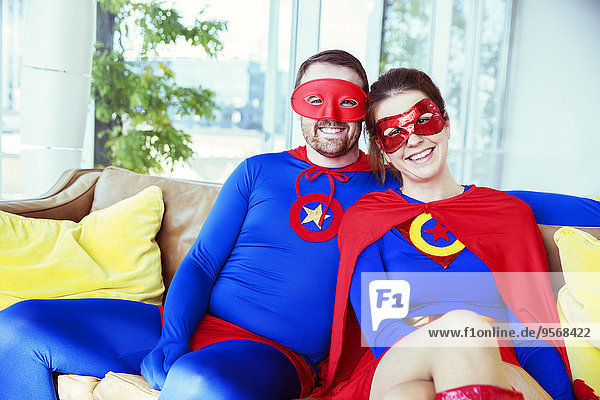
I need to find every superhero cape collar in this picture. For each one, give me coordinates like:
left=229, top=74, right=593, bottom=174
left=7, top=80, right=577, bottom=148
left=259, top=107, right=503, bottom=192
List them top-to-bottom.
left=286, top=145, right=371, bottom=172
left=285, top=146, right=372, bottom=242
left=324, top=187, right=572, bottom=390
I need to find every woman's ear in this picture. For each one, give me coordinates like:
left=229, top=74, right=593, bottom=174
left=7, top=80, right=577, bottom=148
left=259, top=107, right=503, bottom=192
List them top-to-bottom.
left=443, top=111, right=451, bottom=139
left=375, top=139, right=389, bottom=163
left=382, top=151, right=391, bottom=165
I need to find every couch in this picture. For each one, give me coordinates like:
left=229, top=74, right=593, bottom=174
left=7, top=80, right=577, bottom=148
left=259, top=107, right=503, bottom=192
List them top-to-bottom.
left=1, top=166, right=598, bottom=399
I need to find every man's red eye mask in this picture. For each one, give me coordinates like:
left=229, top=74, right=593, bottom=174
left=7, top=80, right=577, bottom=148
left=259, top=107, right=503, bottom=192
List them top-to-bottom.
left=291, top=78, right=366, bottom=122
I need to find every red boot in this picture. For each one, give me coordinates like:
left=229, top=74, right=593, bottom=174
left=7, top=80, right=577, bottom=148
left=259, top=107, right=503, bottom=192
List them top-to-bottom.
left=435, top=384, right=524, bottom=400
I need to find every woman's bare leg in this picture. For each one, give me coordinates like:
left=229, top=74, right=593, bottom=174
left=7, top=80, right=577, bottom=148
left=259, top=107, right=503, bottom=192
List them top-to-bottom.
left=370, top=310, right=511, bottom=400
left=381, top=380, right=435, bottom=400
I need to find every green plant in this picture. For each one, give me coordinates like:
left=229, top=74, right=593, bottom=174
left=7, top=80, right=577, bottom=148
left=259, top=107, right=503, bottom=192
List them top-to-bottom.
left=93, top=0, right=226, bottom=173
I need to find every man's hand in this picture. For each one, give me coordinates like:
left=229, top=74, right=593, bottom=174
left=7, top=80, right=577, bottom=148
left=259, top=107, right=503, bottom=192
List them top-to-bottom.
left=140, top=341, right=189, bottom=390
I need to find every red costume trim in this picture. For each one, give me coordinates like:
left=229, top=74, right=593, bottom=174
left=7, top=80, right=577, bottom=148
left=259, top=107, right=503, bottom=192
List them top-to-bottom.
left=285, top=146, right=372, bottom=172
left=322, top=187, right=576, bottom=397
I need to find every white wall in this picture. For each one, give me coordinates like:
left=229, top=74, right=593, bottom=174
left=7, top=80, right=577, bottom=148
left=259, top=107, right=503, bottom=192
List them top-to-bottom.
left=19, top=0, right=95, bottom=196
left=502, top=0, right=600, bottom=197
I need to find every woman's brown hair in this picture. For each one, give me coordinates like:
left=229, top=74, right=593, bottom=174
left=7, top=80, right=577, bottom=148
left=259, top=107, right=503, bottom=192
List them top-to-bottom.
left=365, top=68, right=448, bottom=183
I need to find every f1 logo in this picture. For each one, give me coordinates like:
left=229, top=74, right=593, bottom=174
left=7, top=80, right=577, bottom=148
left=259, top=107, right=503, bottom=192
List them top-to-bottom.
left=369, top=280, right=410, bottom=331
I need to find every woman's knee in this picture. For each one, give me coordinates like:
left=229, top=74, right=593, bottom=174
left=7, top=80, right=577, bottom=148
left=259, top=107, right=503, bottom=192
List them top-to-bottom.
left=438, top=309, right=492, bottom=327
left=430, top=310, right=503, bottom=363
left=437, top=310, right=498, bottom=344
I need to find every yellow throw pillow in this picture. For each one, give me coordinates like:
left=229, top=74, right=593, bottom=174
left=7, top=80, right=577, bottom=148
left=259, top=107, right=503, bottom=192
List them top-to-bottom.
left=0, top=186, right=165, bottom=310
left=554, top=227, right=600, bottom=392
left=554, top=227, right=600, bottom=322
left=557, top=288, right=600, bottom=391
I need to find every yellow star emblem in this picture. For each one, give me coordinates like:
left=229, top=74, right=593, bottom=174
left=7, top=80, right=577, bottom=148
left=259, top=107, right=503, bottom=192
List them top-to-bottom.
left=302, top=204, right=330, bottom=229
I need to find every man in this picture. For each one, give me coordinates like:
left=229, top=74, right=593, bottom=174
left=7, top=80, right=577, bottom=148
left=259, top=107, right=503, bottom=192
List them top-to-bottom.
left=0, top=50, right=398, bottom=400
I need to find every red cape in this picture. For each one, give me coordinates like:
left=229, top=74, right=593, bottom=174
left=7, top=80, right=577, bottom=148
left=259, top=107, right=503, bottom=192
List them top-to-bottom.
left=323, top=187, right=572, bottom=395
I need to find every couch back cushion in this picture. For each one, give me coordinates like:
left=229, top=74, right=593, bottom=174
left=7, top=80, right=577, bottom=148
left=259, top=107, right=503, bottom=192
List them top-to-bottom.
left=90, top=167, right=600, bottom=297
left=91, top=167, right=221, bottom=289
left=0, top=169, right=101, bottom=222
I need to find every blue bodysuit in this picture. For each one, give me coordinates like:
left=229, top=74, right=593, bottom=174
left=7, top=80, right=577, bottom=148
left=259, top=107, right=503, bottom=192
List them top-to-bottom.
left=161, top=148, right=399, bottom=366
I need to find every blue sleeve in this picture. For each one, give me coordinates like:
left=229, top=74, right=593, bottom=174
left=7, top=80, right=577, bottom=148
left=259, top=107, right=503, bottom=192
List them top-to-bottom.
left=160, top=160, right=252, bottom=343
left=506, top=190, right=600, bottom=226
left=349, top=240, right=415, bottom=359
left=506, top=308, right=575, bottom=400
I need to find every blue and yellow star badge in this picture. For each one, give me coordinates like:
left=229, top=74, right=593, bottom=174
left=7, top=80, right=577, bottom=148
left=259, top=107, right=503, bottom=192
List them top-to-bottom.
left=289, top=193, right=343, bottom=242
left=302, top=204, right=331, bottom=229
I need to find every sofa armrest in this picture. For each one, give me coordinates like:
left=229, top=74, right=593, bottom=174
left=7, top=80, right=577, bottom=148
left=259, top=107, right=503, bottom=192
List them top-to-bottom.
left=0, top=168, right=103, bottom=222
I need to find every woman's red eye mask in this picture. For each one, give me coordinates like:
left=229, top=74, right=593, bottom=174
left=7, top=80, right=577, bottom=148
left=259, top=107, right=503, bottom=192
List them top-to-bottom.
left=291, top=78, right=366, bottom=122
left=375, top=98, right=445, bottom=153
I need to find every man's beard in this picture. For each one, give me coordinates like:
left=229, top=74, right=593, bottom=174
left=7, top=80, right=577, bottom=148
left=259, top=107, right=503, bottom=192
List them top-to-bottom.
left=301, top=119, right=361, bottom=159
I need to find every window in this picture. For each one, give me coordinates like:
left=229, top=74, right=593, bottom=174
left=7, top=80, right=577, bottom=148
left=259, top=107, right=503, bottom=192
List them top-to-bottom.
left=0, top=0, right=25, bottom=199
left=0, top=0, right=296, bottom=196
left=1, top=0, right=515, bottom=197
left=154, top=0, right=294, bottom=183
left=319, top=0, right=383, bottom=82
left=380, top=0, right=514, bottom=187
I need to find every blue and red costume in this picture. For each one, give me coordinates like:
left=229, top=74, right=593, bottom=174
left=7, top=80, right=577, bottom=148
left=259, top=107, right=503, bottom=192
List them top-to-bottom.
left=0, top=146, right=397, bottom=400
left=144, top=146, right=399, bottom=397
left=316, top=186, right=597, bottom=400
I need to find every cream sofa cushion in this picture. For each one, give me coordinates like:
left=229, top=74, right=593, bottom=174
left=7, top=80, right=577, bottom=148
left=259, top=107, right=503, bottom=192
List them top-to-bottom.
left=93, top=372, right=159, bottom=400
left=57, top=375, right=100, bottom=400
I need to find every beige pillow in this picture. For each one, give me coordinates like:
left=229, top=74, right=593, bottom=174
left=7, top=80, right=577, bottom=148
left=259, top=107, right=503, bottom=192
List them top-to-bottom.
left=93, top=372, right=159, bottom=400
left=57, top=374, right=100, bottom=400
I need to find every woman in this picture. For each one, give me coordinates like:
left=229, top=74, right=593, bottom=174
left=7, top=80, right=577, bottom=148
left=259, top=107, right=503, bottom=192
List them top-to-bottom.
left=321, top=68, right=590, bottom=400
